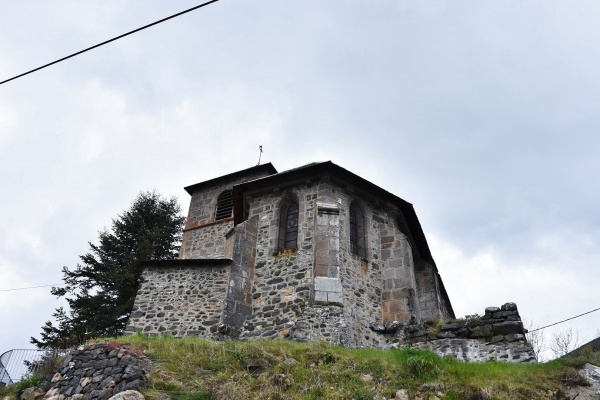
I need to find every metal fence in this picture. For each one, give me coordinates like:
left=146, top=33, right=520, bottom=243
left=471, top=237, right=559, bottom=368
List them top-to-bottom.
left=0, top=349, right=44, bottom=386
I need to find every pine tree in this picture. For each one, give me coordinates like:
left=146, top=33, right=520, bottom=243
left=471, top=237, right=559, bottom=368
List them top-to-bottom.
left=32, top=191, right=185, bottom=348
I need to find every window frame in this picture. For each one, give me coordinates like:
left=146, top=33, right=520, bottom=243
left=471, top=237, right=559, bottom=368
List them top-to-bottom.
left=277, top=193, right=300, bottom=251
left=349, top=200, right=367, bottom=259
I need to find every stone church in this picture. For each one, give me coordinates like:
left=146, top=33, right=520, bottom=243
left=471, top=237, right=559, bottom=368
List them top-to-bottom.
left=126, top=161, right=454, bottom=348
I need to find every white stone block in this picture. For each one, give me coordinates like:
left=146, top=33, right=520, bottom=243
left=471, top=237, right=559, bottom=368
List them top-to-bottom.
left=314, top=277, right=342, bottom=293
left=314, top=291, right=328, bottom=302
left=327, top=291, right=343, bottom=303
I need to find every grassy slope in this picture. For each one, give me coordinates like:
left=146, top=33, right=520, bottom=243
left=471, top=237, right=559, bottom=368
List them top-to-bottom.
left=101, top=335, right=598, bottom=400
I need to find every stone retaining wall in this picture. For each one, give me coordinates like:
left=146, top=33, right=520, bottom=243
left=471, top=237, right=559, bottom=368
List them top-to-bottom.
left=412, top=338, right=536, bottom=363
left=42, top=344, right=148, bottom=400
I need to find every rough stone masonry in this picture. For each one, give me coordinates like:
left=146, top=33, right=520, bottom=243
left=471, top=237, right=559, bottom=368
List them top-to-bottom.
left=125, top=161, right=535, bottom=362
left=39, top=343, right=148, bottom=400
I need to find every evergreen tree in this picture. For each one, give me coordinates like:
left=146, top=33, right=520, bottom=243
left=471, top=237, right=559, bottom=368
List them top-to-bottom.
left=32, top=191, right=185, bottom=348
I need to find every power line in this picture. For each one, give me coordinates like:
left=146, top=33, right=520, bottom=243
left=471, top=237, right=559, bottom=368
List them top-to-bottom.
left=0, top=0, right=220, bottom=85
left=0, top=284, right=66, bottom=292
left=528, top=306, right=600, bottom=333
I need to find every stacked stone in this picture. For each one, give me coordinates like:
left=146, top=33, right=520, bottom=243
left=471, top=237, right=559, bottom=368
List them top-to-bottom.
left=124, top=260, right=231, bottom=337
left=407, top=302, right=526, bottom=343
left=400, top=303, right=536, bottom=363
left=43, top=344, right=148, bottom=400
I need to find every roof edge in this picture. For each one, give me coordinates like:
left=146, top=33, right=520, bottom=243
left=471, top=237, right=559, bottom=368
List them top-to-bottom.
left=184, top=163, right=278, bottom=195
left=142, top=259, right=232, bottom=268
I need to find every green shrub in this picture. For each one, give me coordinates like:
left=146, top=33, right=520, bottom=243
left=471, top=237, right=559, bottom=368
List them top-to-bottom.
left=397, top=348, right=441, bottom=379
left=14, top=376, right=43, bottom=399
left=351, top=388, right=374, bottom=400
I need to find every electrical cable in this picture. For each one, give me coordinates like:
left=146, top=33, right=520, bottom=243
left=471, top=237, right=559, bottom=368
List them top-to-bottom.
left=0, top=0, right=219, bottom=85
left=0, top=283, right=66, bottom=292
left=528, top=306, right=600, bottom=333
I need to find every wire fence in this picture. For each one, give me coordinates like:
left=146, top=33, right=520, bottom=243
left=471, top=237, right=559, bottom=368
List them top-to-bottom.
left=0, top=349, right=44, bottom=386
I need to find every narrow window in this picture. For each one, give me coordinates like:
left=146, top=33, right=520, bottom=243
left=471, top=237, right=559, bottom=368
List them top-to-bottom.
left=215, top=190, right=233, bottom=220
left=278, top=196, right=299, bottom=251
left=284, top=202, right=299, bottom=248
left=350, top=202, right=366, bottom=258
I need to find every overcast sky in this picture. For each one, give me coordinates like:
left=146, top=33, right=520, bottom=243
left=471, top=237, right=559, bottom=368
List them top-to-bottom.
left=1, top=1, right=598, bottom=361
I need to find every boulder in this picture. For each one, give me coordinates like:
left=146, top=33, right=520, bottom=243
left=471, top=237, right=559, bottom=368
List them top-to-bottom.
left=501, top=302, right=517, bottom=311
left=385, top=321, right=402, bottom=333
left=493, top=321, right=524, bottom=335
left=439, top=322, right=465, bottom=331
left=369, top=323, right=386, bottom=332
left=470, top=324, right=493, bottom=338
left=20, top=387, right=45, bottom=400
left=107, top=390, right=145, bottom=400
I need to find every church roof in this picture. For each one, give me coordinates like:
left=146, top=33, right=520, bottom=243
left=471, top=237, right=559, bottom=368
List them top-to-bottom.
left=184, top=163, right=277, bottom=195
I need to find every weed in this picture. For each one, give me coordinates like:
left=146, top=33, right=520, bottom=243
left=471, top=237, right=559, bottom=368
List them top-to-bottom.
left=426, top=319, right=443, bottom=336
left=233, top=346, right=246, bottom=361
left=402, top=353, right=440, bottom=379
left=559, top=366, right=590, bottom=388
left=13, top=376, right=43, bottom=399
left=306, top=386, right=325, bottom=399
left=351, top=388, right=374, bottom=400
left=177, top=391, right=213, bottom=400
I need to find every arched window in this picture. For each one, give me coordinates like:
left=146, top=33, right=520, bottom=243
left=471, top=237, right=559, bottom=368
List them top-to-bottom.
left=215, top=189, right=233, bottom=220
left=278, top=195, right=299, bottom=250
left=350, top=201, right=366, bottom=258
left=284, top=202, right=299, bottom=248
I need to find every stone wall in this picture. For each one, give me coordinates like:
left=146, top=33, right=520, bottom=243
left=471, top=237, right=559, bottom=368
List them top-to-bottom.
left=179, top=167, right=273, bottom=259
left=129, top=175, right=453, bottom=349
left=238, top=176, right=419, bottom=348
left=239, top=186, right=320, bottom=339
left=179, top=220, right=233, bottom=259
left=338, top=255, right=386, bottom=349
left=415, top=259, right=453, bottom=322
left=125, top=260, right=230, bottom=337
left=405, top=302, right=536, bottom=363
left=409, top=302, right=527, bottom=343
left=413, top=338, right=536, bottom=363
left=42, top=344, right=148, bottom=400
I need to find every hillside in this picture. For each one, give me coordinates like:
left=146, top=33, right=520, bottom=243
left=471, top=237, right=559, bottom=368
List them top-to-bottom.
left=3, top=335, right=598, bottom=400
left=100, top=336, right=599, bottom=400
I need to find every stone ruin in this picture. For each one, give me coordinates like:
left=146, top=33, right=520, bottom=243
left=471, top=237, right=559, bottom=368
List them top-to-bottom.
left=407, top=302, right=536, bottom=363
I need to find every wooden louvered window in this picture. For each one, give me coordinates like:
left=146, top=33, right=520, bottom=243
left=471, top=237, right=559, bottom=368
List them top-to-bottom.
left=215, top=190, right=233, bottom=220
left=284, top=202, right=299, bottom=248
